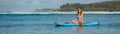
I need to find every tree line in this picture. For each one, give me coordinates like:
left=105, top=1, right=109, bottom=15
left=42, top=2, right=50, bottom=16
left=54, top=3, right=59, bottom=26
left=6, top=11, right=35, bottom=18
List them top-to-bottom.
left=56, top=1, right=120, bottom=11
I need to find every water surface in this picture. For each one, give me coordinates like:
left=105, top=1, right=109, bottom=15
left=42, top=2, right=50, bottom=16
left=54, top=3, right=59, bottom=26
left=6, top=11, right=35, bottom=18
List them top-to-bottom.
left=0, top=14, right=120, bottom=34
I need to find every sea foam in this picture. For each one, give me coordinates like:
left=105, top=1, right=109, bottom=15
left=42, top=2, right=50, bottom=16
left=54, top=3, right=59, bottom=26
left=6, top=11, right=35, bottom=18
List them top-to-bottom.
left=0, top=11, right=120, bottom=14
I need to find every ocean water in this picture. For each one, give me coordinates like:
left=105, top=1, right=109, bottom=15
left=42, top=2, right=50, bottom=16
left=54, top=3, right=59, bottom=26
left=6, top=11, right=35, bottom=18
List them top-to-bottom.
left=0, top=14, right=120, bottom=34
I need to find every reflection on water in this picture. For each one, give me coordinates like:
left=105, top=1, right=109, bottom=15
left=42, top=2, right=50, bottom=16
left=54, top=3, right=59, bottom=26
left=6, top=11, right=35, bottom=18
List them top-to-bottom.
left=55, top=25, right=101, bottom=34
left=77, top=26, right=83, bottom=34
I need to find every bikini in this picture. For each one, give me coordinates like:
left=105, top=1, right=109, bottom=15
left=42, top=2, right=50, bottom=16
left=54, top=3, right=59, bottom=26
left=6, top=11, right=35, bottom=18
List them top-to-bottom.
left=77, top=16, right=82, bottom=22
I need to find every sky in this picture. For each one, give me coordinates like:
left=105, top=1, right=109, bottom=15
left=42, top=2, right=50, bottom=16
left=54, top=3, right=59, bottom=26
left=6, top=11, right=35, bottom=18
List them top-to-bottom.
left=0, top=0, right=112, bottom=11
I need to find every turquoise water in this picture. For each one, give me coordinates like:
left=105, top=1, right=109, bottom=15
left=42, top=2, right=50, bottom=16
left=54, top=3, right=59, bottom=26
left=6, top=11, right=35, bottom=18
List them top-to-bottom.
left=0, top=14, right=120, bottom=34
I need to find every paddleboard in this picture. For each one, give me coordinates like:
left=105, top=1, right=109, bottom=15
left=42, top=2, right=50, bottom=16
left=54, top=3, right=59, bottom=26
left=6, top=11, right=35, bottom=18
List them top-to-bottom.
left=55, top=22, right=100, bottom=26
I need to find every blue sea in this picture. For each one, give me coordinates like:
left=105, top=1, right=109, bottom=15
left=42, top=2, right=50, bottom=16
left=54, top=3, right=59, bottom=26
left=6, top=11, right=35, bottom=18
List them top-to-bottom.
left=0, top=14, right=120, bottom=34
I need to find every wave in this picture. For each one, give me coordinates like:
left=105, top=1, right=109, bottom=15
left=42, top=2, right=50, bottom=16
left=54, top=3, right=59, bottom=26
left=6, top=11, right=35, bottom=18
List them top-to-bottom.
left=0, top=11, right=120, bottom=14
left=0, top=11, right=76, bottom=14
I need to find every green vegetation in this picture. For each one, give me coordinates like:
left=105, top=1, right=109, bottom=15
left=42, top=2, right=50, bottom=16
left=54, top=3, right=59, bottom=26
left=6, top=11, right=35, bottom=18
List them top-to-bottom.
left=56, top=1, right=120, bottom=11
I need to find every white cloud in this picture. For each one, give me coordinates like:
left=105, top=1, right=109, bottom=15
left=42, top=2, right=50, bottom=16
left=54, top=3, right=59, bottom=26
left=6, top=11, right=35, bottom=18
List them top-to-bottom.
left=0, top=0, right=29, bottom=4
left=15, top=0, right=28, bottom=4
left=32, top=0, right=40, bottom=5
left=18, top=1, right=24, bottom=4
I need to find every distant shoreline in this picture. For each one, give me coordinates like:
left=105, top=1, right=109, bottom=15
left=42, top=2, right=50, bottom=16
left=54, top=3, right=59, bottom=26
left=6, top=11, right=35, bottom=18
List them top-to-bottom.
left=0, top=11, right=120, bottom=14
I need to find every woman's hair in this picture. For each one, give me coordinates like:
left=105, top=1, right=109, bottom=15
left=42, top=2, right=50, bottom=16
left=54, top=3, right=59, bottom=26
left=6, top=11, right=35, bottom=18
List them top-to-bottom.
left=77, top=7, right=83, bottom=16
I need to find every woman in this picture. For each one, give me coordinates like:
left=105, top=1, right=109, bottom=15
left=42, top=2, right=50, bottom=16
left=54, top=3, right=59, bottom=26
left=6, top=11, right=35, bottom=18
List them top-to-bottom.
left=71, top=8, right=84, bottom=25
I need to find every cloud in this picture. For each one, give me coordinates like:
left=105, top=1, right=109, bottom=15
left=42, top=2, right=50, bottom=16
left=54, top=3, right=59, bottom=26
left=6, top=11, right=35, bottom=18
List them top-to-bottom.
left=0, top=0, right=24, bottom=4
left=0, top=0, right=40, bottom=5
left=15, top=0, right=29, bottom=4
left=32, top=0, right=40, bottom=5
left=18, top=1, right=24, bottom=4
